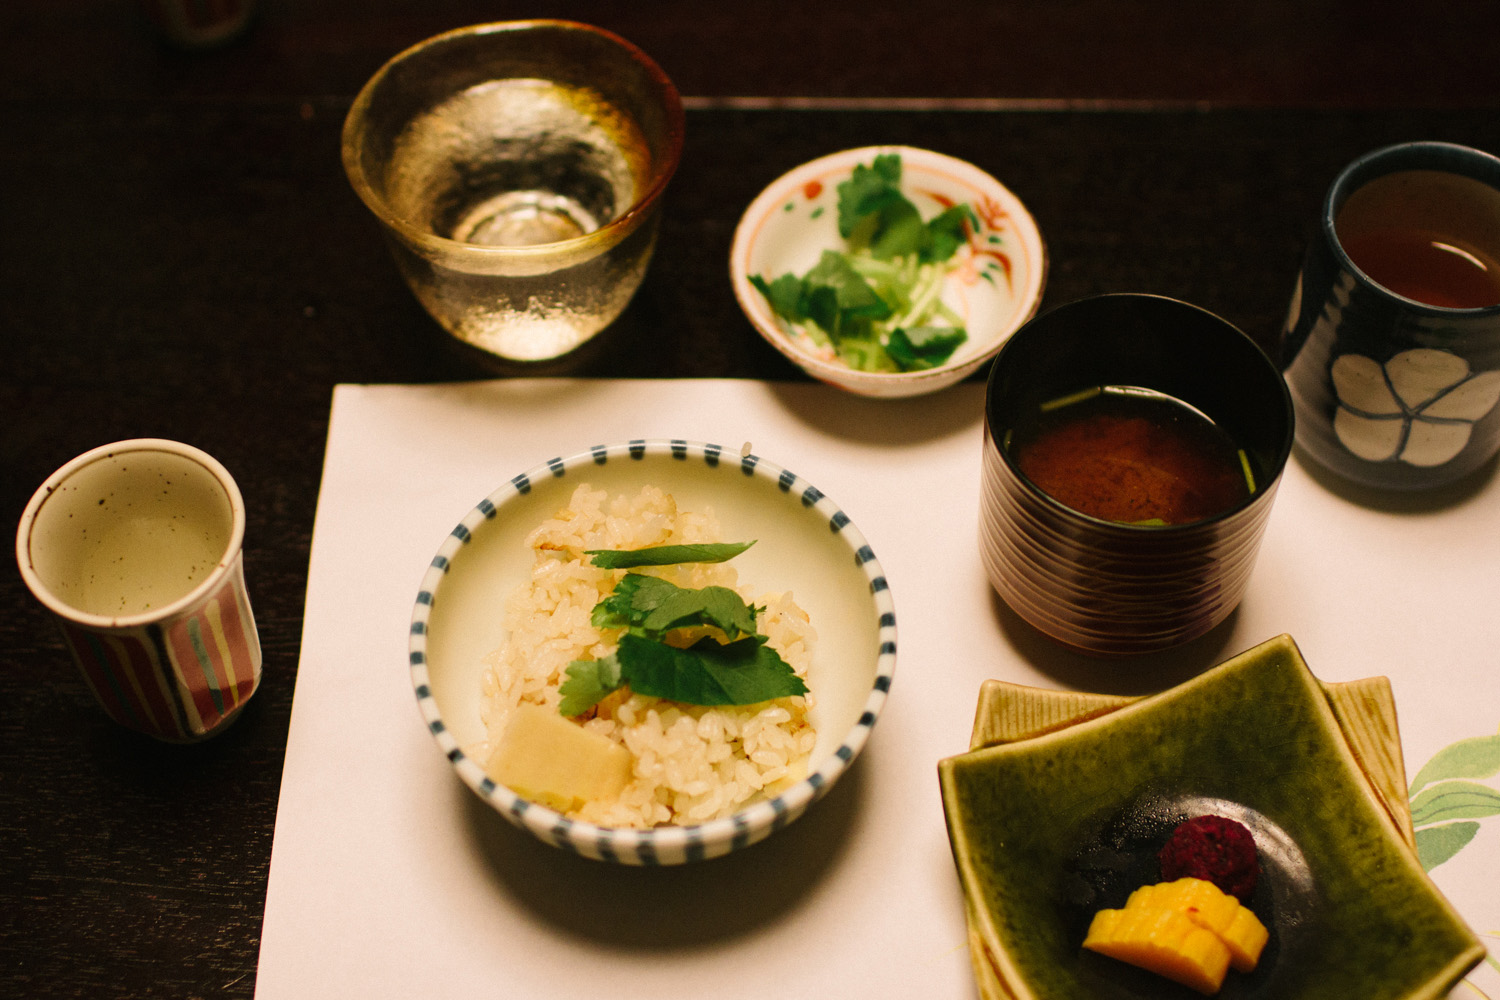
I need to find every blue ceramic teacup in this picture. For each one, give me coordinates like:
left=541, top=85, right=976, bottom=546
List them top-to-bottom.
left=1281, top=141, right=1500, bottom=490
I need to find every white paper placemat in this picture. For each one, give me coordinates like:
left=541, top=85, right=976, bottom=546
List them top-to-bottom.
left=255, top=378, right=1498, bottom=998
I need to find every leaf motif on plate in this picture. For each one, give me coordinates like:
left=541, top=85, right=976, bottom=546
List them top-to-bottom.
left=1408, top=727, right=1500, bottom=871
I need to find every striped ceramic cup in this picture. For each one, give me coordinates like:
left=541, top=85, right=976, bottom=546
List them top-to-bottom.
left=16, top=439, right=261, bottom=741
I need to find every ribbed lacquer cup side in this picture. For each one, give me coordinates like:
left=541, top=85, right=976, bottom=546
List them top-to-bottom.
left=979, top=422, right=1281, bottom=657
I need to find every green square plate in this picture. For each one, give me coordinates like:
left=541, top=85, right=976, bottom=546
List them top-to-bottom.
left=939, top=634, right=1484, bottom=1000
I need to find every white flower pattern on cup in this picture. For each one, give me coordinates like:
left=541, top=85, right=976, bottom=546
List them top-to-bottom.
left=1331, top=349, right=1500, bottom=466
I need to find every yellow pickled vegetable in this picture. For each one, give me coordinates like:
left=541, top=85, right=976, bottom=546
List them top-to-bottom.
left=484, top=703, right=633, bottom=812
left=1082, top=877, right=1269, bottom=993
left=1148, top=878, right=1241, bottom=929
left=1150, top=878, right=1269, bottom=973
left=1084, top=903, right=1231, bottom=994
left=1218, top=904, right=1270, bottom=973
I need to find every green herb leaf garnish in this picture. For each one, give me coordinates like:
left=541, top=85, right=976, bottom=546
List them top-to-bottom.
left=751, top=152, right=972, bottom=373
left=838, top=153, right=910, bottom=244
left=922, top=204, right=980, bottom=264
left=803, top=250, right=894, bottom=321
left=749, top=273, right=808, bottom=323
left=886, top=325, right=969, bottom=371
left=585, top=541, right=755, bottom=569
left=559, top=569, right=804, bottom=716
left=591, top=574, right=760, bottom=640
left=613, top=632, right=807, bottom=707
left=558, top=654, right=622, bottom=717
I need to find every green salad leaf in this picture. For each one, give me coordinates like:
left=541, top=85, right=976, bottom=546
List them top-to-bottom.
left=751, top=152, right=974, bottom=373
left=838, top=153, right=909, bottom=242
left=923, top=204, right=977, bottom=264
left=804, top=251, right=893, bottom=321
left=753, top=273, right=810, bottom=324
left=886, top=325, right=970, bottom=372
left=586, top=541, right=755, bottom=568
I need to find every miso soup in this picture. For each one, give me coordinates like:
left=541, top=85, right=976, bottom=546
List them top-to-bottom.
left=1008, top=386, right=1255, bottom=526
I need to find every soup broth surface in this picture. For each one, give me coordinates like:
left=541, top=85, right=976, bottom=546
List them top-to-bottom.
left=1009, top=387, right=1252, bottom=525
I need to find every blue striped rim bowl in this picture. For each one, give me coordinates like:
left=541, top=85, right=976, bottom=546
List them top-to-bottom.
left=409, top=439, right=897, bottom=864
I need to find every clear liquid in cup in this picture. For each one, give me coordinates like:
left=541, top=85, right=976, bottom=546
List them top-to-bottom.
left=382, top=78, right=657, bottom=361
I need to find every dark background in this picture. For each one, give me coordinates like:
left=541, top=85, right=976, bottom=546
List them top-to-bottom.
left=8, top=1, right=1500, bottom=107
left=3, top=3, right=1498, bottom=997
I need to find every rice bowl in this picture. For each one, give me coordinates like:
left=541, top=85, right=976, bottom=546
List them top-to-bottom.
left=410, top=440, right=896, bottom=864
left=477, top=482, right=819, bottom=828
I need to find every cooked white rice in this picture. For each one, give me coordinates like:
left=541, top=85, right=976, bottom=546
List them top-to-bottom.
left=477, top=483, right=817, bottom=828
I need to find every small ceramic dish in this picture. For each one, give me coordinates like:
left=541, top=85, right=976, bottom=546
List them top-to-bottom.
left=730, top=145, right=1047, bottom=398
left=409, top=440, right=896, bottom=864
left=939, top=634, right=1484, bottom=1000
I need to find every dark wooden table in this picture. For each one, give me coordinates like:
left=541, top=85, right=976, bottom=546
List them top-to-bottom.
left=3, top=3, right=1498, bottom=997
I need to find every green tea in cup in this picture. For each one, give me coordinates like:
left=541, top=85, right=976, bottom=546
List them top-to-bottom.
left=1282, top=142, right=1500, bottom=490
left=1334, top=169, right=1500, bottom=309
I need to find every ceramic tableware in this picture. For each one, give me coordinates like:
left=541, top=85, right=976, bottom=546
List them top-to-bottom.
left=1281, top=141, right=1500, bottom=489
left=730, top=145, right=1046, bottom=397
left=15, top=439, right=262, bottom=741
left=409, top=439, right=896, bottom=864
left=940, top=634, right=1485, bottom=1000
